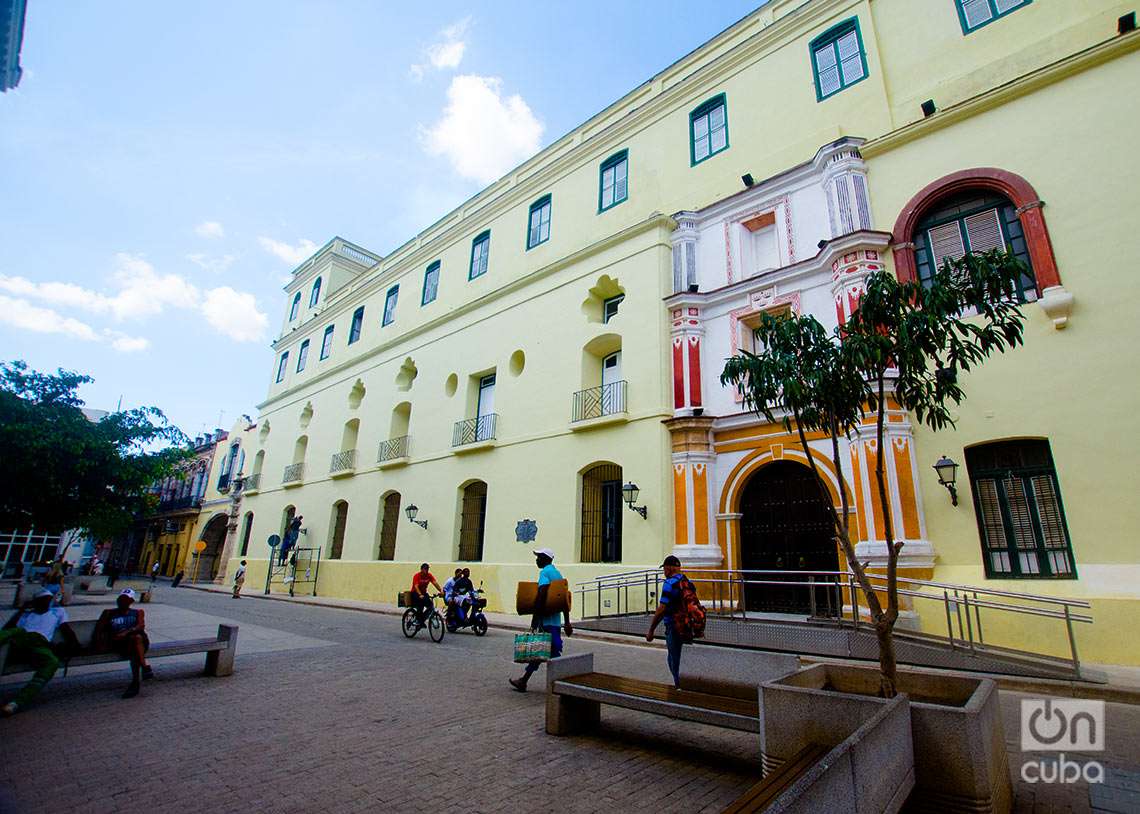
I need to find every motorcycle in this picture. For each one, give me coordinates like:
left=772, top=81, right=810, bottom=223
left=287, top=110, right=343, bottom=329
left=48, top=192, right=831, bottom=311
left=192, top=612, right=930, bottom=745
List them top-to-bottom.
left=445, top=585, right=489, bottom=635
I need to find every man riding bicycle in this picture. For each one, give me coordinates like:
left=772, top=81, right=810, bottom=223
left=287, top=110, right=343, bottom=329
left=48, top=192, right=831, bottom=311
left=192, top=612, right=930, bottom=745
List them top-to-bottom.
left=410, top=563, right=442, bottom=627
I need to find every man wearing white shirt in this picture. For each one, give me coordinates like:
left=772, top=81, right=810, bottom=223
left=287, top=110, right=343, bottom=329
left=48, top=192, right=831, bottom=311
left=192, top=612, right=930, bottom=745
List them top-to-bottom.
left=1, top=590, right=78, bottom=716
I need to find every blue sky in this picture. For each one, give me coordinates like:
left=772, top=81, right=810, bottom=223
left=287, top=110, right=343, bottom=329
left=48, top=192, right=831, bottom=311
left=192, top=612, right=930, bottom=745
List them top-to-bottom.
left=0, top=1, right=760, bottom=438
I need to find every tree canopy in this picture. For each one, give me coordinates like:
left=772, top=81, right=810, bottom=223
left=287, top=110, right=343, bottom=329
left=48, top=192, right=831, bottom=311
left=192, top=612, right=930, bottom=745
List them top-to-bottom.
left=0, top=360, right=190, bottom=540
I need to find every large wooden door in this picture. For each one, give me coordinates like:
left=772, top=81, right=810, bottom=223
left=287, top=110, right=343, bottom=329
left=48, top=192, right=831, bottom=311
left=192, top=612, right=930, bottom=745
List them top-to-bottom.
left=739, top=461, right=838, bottom=614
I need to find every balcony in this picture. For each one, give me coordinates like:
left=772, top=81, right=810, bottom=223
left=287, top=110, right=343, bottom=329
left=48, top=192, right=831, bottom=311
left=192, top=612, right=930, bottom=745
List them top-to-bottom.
left=571, top=381, right=628, bottom=430
left=452, top=414, right=497, bottom=452
left=378, top=435, right=410, bottom=468
left=330, top=449, right=357, bottom=478
left=282, top=462, right=305, bottom=487
left=243, top=473, right=261, bottom=494
left=157, top=496, right=203, bottom=512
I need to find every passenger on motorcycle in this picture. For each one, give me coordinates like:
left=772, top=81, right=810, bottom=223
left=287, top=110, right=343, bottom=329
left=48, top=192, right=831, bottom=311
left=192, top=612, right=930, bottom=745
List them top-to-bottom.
left=410, top=564, right=442, bottom=626
left=442, top=568, right=463, bottom=615
left=451, top=568, right=477, bottom=622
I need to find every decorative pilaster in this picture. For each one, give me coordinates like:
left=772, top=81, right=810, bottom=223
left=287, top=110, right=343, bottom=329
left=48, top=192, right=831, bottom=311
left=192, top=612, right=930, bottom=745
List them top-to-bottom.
left=819, top=142, right=872, bottom=238
left=670, top=212, right=698, bottom=293
left=669, top=304, right=705, bottom=415
left=663, top=416, right=722, bottom=568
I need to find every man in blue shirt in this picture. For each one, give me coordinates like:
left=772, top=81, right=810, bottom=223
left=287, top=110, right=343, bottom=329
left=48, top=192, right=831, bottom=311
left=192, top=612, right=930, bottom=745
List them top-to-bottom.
left=509, top=548, right=573, bottom=692
left=646, top=555, right=685, bottom=688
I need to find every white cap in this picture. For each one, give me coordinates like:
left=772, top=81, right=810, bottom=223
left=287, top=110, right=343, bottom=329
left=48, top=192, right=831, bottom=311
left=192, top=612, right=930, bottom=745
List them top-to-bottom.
left=533, top=548, right=556, bottom=560
left=119, top=588, right=137, bottom=601
left=35, top=589, right=54, bottom=599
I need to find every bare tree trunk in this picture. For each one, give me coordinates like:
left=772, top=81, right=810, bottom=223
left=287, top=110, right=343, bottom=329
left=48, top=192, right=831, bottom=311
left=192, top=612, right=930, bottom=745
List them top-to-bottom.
left=874, top=371, right=902, bottom=697
left=875, top=617, right=899, bottom=698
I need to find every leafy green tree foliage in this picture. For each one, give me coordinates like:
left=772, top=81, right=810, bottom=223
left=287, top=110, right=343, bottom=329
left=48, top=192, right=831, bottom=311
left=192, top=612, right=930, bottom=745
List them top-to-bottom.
left=721, top=250, right=1027, bottom=696
left=0, top=361, right=190, bottom=540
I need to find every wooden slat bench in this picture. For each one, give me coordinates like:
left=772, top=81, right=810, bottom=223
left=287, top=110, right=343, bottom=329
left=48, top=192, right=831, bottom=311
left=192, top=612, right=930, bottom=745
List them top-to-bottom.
left=1, top=620, right=239, bottom=679
left=721, top=744, right=828, bottom=813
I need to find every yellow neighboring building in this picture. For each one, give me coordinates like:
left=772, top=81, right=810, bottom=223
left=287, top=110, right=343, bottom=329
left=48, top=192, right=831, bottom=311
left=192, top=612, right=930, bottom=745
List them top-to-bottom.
left=229, top=0, right=1140, bottom=665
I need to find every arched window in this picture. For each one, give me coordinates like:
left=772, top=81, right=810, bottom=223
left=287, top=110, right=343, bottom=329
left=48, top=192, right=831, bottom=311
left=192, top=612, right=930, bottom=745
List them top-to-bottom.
left=912, top=189, right=1038, bottom=302
left=309, top=277, right=322, bottom=307
left=289, top=291, right=302, bottom=321
left=966, top=439, right=1075, bottom=579
left=252, top=450, right=265, bottom=476
left=581, top=463, right=623, bottom=563
left=458, top=481, right=488, bottom=561
left=377, top=492, right=400, bottom=560
left=329, top=500, right=348, bottom=560
left=239, top=511, right=254, bottom=556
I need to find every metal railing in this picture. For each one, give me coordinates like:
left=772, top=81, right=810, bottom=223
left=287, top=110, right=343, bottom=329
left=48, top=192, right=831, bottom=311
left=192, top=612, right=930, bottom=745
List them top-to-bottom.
left=572, top=380, right=627, bottom=422
left=453, top=414, right=497, bottom=446
left=378, top=435, right=410, bottom=462
left=330, top=449, right=357, bottom=474
left=282, top=462, right=305, bottom=484
left=243, top=473, right=261, bottom=491
left=157, top=496, right=202, bottom=511
left=575, top=567, right=1094, bottom=678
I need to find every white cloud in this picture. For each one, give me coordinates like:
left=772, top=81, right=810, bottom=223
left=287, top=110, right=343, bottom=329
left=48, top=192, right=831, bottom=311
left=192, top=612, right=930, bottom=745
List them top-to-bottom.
left=410, top=17, right=471, bottom=79
left=421, top=75, right=544, bottom=185
left=194, top=220, right=225, bottom=239
left=258, top=237, right=318, bottom=266
left=0, top=253, right=269, bottom=346
left=187, top=253, right=237, bottom=274
left=201, top=287, right=268, bottom=343
left=0, top=295, right=149, bottom=352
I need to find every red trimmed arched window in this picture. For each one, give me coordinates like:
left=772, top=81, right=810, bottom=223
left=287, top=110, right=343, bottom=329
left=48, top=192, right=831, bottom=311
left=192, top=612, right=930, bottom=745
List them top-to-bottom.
left=891, top=168, right=1061, bottom=294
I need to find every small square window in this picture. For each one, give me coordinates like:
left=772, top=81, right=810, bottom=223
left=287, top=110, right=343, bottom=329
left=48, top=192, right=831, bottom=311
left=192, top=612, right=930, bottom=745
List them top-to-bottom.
left=957, top=0, right=1030, bottom=33
left=810, top=19, right=868, bottom=101
left=690, top=95, right=729, bottom=165
left=599, top=151, right=629, bottom=212
left=527, top=196, right=551, bottom=249
left=469, top=231, right=490, bottom=280
left=422, top=261, right=440, bottom=305
left=383, top=285, right=399, bottom=326
left=603, top=294, right=624, bottom=324
left=319, top=325, right=334, bottom=360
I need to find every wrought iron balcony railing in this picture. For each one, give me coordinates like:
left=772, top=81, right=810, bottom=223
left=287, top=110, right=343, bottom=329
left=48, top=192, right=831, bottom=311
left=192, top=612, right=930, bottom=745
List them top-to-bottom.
left=572, top=380, right=627, bottom=422
left=452, top=414, right=498, bottom=447
left=378, top=435, right=410, bottom=462
left=330, top=449, right=357, bottom=474
left=282, top=462, right=305, bottom=484
left=243, top=473, right=261, bottom=492
left=158, top=496, right=202, bottom=511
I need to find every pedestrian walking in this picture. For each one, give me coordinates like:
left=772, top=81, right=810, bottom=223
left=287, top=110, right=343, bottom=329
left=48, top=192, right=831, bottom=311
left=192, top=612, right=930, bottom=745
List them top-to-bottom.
left=509, top=548, right=573, bottom=692
left=646, top=555, right=687, bottom=688
left=232, top=560, right=247, bottom=599
left=150, top=561, right=159, bottom=584
left=0, top=590, right=79, bottom=716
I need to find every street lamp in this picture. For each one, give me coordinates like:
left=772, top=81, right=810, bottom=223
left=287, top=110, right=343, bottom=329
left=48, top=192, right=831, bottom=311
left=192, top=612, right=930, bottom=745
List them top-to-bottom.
left=932, top=456, right=959, bottom=506
left=622, top=482, right=648, bottom=519
left=405, top=504, right=428, bottom=529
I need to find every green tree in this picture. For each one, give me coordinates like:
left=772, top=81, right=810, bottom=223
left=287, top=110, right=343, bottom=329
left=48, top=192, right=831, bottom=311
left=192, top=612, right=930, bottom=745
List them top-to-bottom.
left=721, top=250, right=1027, bottom=696
left=0, top=360, right=190, bottom=540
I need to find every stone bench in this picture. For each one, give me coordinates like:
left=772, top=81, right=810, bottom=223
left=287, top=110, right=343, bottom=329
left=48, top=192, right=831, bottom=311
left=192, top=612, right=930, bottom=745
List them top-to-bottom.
left=1, top=620, right=238, bottom=679
left=545, top=646, right=800, bottom=736
left=721, top=743, right=829, bottom=813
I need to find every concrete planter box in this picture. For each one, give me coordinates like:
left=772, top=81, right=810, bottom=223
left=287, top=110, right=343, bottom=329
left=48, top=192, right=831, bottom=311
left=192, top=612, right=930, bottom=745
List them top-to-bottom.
left=761, top=664, right=1011, bottom=814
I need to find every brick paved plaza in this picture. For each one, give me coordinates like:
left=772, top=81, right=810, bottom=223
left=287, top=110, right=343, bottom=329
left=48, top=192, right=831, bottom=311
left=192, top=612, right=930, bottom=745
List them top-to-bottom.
left=3, top=586, right=1139, bottom=813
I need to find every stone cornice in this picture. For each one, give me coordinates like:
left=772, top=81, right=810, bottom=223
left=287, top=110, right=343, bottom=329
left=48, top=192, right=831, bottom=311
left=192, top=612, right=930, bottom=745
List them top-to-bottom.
left=861, top=30, right=1140, bottom=159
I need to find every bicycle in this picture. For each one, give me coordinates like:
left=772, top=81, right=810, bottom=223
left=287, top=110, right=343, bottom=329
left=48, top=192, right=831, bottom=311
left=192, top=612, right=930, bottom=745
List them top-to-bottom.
left=402, top=593, right=445, bottom=642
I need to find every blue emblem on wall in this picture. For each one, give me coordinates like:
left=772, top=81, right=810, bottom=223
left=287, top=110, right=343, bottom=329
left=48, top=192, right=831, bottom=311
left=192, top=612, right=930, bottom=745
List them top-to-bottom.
left=515, top=519, right=538, bottom=543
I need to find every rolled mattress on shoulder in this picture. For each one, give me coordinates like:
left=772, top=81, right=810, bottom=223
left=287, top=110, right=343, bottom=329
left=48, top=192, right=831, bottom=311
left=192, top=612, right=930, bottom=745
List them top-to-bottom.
left=516, top=579, right=571, bottom=615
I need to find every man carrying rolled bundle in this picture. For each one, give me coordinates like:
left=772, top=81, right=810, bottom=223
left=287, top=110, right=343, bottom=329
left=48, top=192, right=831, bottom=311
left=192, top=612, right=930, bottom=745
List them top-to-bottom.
left=509, top=548, right=573, bottom=692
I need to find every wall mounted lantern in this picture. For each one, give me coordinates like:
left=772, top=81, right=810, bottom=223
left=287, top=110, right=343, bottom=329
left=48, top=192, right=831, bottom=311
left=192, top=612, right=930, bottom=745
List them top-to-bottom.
left=932, top=456, right=959, bottom=506
left=622, top=482, right=648, bottom=519
left=405, top=504, right=428, bottom=529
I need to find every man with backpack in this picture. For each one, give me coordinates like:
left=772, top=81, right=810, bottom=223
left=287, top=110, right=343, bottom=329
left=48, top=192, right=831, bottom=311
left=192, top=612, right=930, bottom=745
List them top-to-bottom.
left=646, top=555, right=704, bottom=688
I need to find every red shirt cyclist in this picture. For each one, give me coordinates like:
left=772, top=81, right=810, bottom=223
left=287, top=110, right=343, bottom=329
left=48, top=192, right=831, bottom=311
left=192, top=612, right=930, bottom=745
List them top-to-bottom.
left=410, top=563, right=442, bottom=626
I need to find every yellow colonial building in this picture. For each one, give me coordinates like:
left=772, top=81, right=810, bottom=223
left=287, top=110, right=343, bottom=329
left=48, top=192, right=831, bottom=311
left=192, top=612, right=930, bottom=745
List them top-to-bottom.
left=228, top=0, right=1140, bottom=666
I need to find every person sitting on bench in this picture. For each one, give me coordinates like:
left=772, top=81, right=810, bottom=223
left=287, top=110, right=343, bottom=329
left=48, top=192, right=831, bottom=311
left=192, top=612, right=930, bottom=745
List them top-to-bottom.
left=95, top=588, right=154, bottom=699
left=1, top=589, right=79, bottom=716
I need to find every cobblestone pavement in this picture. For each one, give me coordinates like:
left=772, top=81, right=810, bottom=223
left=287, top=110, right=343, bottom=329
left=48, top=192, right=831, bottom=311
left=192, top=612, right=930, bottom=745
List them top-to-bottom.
left=3, top=586, right=1139, bottom=814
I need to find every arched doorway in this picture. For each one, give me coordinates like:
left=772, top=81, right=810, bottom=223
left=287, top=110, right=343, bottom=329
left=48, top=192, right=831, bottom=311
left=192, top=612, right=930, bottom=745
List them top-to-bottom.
left=739, top=461, right=838, bottom=615
left=376, top=492, right=400, bottom=561
left=329, top=501, right=348, bottom=559
left=195, top=514, right=228, bottom=582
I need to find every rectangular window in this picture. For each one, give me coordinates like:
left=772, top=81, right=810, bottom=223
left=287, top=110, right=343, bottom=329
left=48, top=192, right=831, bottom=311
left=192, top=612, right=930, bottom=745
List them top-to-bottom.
left=957, top=0, right=1029, bottom=33
left=811, top=20, right=867, bottom=101
left=690, top=95, right=728, bottom=164
left=599, top=151, right=629, bottom=212
left=527, top=195, right=551, bottom=249
left=469, top=231, right=490, bottom=280
left=422, top=261, right=440, bottom=305
left=382, top=285, right=399, bottom=326
left=603, top=294, right=624, bottom=324
left=348, top=307, right=364, bottom=344
left=319, top=325, right=334, bottom=360
left=296, top=339, right=310, bottom=372
left=275, top=352, right=289, bottom=383
left=966, top=440, right=1075, bottom=579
